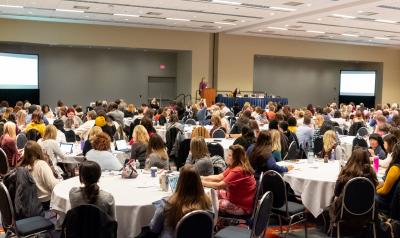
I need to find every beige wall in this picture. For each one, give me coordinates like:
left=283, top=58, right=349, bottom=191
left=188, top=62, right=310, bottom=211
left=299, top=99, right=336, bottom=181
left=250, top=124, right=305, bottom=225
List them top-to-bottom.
left=0, top=19, right=212, bottom=98
left=217, top=34, right=400, bottom=103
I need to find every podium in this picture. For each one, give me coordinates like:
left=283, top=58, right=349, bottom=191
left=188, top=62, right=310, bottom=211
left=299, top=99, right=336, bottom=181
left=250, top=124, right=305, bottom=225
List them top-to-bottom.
left=201, top=88, right=216, bottom=105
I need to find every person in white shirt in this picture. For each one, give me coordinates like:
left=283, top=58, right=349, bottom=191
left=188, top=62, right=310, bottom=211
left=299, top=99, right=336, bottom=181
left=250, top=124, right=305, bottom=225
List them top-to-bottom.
left=75, top=110, right=97, bottom=141
left=296, top=116, right=314, bottom=150
left=37, top=125, right=67, bottom=166
left=86, top=132, right=122, bottom=171
left=380, top=134, right=398, bottom=168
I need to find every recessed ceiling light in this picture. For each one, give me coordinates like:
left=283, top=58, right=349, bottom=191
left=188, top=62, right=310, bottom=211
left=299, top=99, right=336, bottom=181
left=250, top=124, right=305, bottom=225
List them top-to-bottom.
left=212, top=0, right=242, bottom=5
left=0, top=4, right=24, bottom=8
left=306, top=4, right=312, bottom=7
left=270, top=6, right=296, bottom=11
left=56, top=9, right=84, bottom=13
left=357, top=10, right=364, bottom=13
left=113, top=13, right=139, bottom=17
left=332, top=14, right=356, bottom=19
left=124, top=18, right=129, bottom=21
left=166, top=18, right=190, bottom=21
left=317, top=18, right=322, bottom=21
left=375, top=19, right=397, bottom=24
left=240, top=20, right=246, bottom=23
left=215, top=21, right=236, bottom=25
left=285, top=24, right=289, bottom=27
left=267, top=26, right=288, bottom=31
left=306, top=30, right=325, bottom=34
left=341, top=33, right=358, bottom=37
left=374, top=37, right=390, bottom=40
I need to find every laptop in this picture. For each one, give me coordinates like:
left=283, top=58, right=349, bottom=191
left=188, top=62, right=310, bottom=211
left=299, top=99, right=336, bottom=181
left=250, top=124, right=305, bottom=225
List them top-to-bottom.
left=115, top=140, right=130, bottom=152
left=60, top=143, right=73, bottom=154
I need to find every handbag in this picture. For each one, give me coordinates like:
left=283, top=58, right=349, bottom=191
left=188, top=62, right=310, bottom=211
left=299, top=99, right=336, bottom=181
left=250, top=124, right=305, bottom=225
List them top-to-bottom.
left=121, top=159, right=138, bottom=179
left=379, top=213, right=400, bottom=238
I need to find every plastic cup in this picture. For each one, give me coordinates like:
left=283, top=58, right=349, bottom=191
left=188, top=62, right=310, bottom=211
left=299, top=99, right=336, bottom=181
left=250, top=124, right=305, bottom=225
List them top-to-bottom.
left=150, top=167, right=158, bottom=177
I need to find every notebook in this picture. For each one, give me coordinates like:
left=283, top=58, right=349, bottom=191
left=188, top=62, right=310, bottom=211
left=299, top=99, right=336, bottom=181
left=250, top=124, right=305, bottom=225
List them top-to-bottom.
left=60, top=143, right=73, bottom=154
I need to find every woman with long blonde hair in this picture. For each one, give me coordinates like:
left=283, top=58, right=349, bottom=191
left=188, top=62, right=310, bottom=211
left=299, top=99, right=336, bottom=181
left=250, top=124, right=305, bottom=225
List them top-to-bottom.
left=16, top=109, right=27, bottom=130
left=0, top=121, right=20, bottom=167
left=37, top=125, right=67, bottom=166
left=131, top=125, right=149, bottom=169
left=191, top=126, right=210, bottom=139
left=270, top=129, right=283, bottom=161
left=321, top=130, right=343, bottom=160
left=202, top=145, right=256, bottom=215
left=149, top=165, right=212, bottom=237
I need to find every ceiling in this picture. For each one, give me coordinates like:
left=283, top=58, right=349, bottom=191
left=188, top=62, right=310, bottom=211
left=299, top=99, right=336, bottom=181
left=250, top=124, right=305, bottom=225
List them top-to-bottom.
left=1, top=0, right=400, bottom=47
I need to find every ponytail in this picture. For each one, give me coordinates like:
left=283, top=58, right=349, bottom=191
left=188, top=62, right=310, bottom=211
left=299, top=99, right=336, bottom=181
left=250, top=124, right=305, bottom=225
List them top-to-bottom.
left=82, top=183, right=100, bottom=204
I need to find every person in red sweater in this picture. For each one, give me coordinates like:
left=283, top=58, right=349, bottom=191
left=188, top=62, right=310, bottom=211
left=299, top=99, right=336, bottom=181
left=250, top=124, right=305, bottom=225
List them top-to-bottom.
left=0, top=121, right=21, bottom=167
left=202, top=144, right=256, bottom=215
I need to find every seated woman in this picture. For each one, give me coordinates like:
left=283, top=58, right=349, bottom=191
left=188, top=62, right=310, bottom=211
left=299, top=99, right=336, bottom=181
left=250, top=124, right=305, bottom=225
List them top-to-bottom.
left=42, top=104, right=54, bottom=120
left=61, top=107, right=82, bottom=128
left=158, top=107, right=171, bottom=126
left=25, top=111, right=46, bottom=138
left=95, top=114, right=116, bottom=142
left=165, top=114, right=183, bottom=133
left=209, top=115, right=226, bottom=137
left=141, top=116, right=157, bottom=137
left=64, top=118, right=77, bottom=143
left=53, top=119, right=67, bottom=143
left=0, top=122, right=21, bottom=168
left=37, top=125, right=67, bottom=166
left=130, top=125, right=149, bottom=169
left=233, top=125, right=255, bottom=151
left=82, top=126, right=103, bottom=156
left=191, top=126, right=210, bottom=139
left=270, top=129, right=283, bottom=162
left=321, top=130, right=344, bottom=160
left=247, top=131, right=293, bottom=179
left=86, top=132, right=123, bottom=171
left=368, top=133, right=386, bottom=160
left=145, top=134, right=169, bottom=170
left=380, top=134, right=397, bottom=168
left=185, top=137, right=213, bottom=176
left=18, top=141, right=60, bottom=210
left=376, top=143, right=400, bottom=211
left=202, top=145, right=256, bottom=215
left=330, top=148, right=377, bottom=228
left=69, top=161, right=116, bottom=219
left=149, top=165, right=212, bottom=237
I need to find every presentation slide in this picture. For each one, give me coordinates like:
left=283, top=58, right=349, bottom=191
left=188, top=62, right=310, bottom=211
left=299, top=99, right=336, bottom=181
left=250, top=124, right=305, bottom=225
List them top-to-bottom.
left=0, top=52, right=38, bottom=89
left=340, top=71, right=376, bottom=96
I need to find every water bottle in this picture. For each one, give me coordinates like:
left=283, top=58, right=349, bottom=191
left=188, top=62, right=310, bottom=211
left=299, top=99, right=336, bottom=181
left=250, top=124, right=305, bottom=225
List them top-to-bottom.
left=330, top=148, right=335, bottom=161
left=307, top=151, right=314, bottom=164
left=373, top=156, right=379, bottom=173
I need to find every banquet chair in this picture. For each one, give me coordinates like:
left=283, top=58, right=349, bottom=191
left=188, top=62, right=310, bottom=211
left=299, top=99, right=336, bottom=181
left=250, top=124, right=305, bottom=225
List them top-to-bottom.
left=224, top=111, right=234, bottom=118
left=185, top=118, right=197, bottom=125
left=334, top=127, right=344, bottom=135
left=357, top=127, right=369, bottom=137
left=212, top=129, right=226, bottom=138
left=16, top=133, right=28, bottom=150
left=313, top=137, right=323, bottom=155
left=176, top=139, right=191, bottom=169
left=283, top=141, right=298, bottom=161
left=207, top=142, right=224, bottom=158
left=0, top=148, right=9, bottom=179
left=262, top=170, right=307, bottom=238
left=332, top=177, right=376, bottom=238
left=0, top=182, right=54, bottom=238
left=215, top=191, right=273, bottom=238
left=61, top=204, right=117, bottom=238
left=175, top=210, right=214, bottom=238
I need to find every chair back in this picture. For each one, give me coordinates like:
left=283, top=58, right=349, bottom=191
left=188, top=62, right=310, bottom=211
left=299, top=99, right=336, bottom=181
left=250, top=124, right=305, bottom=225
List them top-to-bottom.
left=225, top=111, right=234, bottom=118
left=228, top=116, right=237, bottom=127
left=185, top=119, right=197, bottom=125
left=334, top=126, right=344, bottom=135
left=166, top=127, right=182, bottom=153
left=356, top=127, right=369, bottom=137
left=26, top=129, right=41, bottom=141
left=212, top=129, right=226, bottom=138
left=16, top=133, right=28, bottom=150
left=313, top=136, right=323, bottom=155
left=176, top=139, right=191, bottom=169
left=284, top=141, right=298, bottom=160
left=207, top=142, right=224, bottom=158
left=0, top=148, right=9, bottom=177
left=262, top=170, right=288, bottom=214
left=341, top=177, right=375, bottom=219
left=0, top=182, right=16, bottom=232
left=210, top=189, right=219, bottom=225
left=251, top=191, right=273, bottom=238
left=61, top=204, right=118, bottom=238
left=175, top=210, right=214, bottom=238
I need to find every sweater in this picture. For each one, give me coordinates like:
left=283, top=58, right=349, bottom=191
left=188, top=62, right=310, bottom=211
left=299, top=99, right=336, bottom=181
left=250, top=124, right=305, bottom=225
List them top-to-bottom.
left=74, top=120, right=95, bottom=140
left=25, top=122, right=46, bottom=138
left=0, top=135, right=21, bottom=167
left=37, top=139, right=66, bottom=165
left=130, top=142, right=147, bottom=169
left=86, top=150, right=123, bottom=171
left=145, top=152, right=169, bottom=170
left=185, top=154, right=214, bottom=176
left=28, top=160, right=60, bottom=202
left=377, top=165, right=400, bottom=195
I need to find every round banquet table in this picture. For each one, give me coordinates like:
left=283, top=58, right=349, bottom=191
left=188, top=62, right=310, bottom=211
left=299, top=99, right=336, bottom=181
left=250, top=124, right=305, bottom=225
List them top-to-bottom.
left=277, top=159, right=384, bottom=218
left=51, top=172, right=171, bottom=238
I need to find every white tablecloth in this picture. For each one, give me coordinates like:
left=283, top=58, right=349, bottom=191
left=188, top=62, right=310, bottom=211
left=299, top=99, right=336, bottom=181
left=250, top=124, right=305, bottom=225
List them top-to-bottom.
left=278, top=159, right=384, bottom=218
left=51, top=173, right=171, bottom=238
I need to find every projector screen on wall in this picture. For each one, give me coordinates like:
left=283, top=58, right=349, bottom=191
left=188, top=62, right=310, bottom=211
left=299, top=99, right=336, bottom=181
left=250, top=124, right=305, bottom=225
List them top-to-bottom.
left=0, top=52, right=38, bottom=89
left=339, top=70, right=376, bottom=96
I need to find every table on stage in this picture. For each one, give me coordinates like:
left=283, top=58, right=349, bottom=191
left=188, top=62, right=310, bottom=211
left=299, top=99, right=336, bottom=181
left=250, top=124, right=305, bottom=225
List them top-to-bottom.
left=216, top=95, right=288, bottom=108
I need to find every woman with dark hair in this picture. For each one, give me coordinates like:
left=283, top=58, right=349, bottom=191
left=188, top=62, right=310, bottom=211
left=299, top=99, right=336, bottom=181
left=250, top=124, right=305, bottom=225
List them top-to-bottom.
left=42, top=104, right=54, bottom=120
left=307, top=104, right=315, bottom=116
left=25, top=111, right=46, bottom=137
left=165, top=113, right=183, bottom=132
left=141, top=116, right=157, bottom=137
left=233, top=125, right=255, bottom=151
left=247, top=131, right=293, bottom=178
left=85, top=132, right=122, bottom=171
left=368, top=133, right=386, bottom=160
left=145, top=134, right=169, bottom=170
left=380, top=134, right=398, bottom=168
left=18, top=141, right=60, bottom=210
left=376, top=143, right=400, bottom=211
left=202, top=145, right=256, bottom=215
left=330, top=148, right=378, bottom=225
left=69, top=161, right=116, bottom=219
left=149, top=165, right=212, bottom=237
